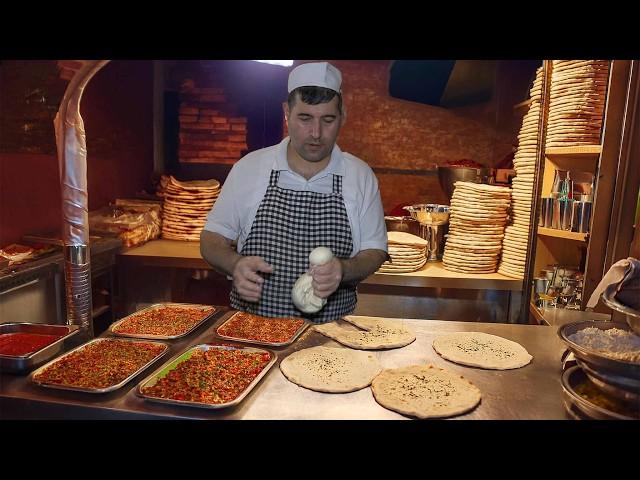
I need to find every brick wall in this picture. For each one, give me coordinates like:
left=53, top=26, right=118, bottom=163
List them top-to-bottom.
left=177, top=80, right=248, bottom=164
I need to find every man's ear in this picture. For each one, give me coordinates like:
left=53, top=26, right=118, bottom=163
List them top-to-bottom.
left=282, top=102, right=290, bottom=125
left=340, top=106, right=347, bottom=128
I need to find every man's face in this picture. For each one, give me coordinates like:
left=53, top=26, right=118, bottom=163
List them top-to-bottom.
left=285, top=94, right=343, bottom=163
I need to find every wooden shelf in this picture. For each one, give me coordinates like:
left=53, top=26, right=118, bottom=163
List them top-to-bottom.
left=545, top=145, right=602, bottom=157
left=538, top=227, right=588, bottom=242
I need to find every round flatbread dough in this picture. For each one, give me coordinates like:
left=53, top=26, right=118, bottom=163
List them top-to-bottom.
left=314, top=316, right=416, bottom=350
left=432, top=332, right=533, bottom=369
left=279, top=346, right=382, bottom=393
left=371, top=364, right=481, bottom=419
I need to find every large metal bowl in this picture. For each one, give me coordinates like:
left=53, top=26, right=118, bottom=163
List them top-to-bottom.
left=437, top=166, right=495, bottom=202
left=601, top=283, right=640, bottom=335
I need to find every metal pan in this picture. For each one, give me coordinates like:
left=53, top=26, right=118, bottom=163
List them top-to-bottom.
left=109, top=303, right=217, bottom=340
left=215, top=311, right=309, bottom=347
left=557, top=321, right=640, bottom=380
left=0, top=323, right=80, bottom=374
left=31, top=337, right=169, bottom=393
left=136, top=344, right=276, bottom=409
left=561, top=366, right=638, bottom=420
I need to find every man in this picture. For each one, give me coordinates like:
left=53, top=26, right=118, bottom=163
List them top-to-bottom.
left=200, top=61, right=388, bottom=323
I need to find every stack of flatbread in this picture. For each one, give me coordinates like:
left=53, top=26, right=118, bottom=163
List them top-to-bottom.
left=546, top=60, right=610, bottom=148
left=498, top=66, right=544, bottom=279
left=159, top=175, right=220, bottom=241
left=443, top=181, right=511, bottom=274
left=378, top=231, right=428, bottom=274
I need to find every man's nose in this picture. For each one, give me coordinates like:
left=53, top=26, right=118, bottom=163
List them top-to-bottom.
left=310, top=119, right=321, bottom=139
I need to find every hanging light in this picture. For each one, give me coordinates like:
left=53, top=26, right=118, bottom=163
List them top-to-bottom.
left=251, top=60, right=294, bottom=67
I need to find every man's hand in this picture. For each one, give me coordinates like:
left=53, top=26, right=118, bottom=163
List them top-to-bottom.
left=232, top=256, right=274, bottom=302
left=311, top=257, right=343, bottom=299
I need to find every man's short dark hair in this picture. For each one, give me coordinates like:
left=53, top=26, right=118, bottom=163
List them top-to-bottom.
left=287, top=86, right=343, bottom=113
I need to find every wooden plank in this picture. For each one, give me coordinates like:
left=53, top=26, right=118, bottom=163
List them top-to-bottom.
left=584, top=60, right=632, bottom=311
left=537, top=227, right=587, bottom=242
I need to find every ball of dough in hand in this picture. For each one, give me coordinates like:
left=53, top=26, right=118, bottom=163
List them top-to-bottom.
left=309, top=246, right=333, bottom=266
left=291, top=247, right=334, bottom=314
left=292, top=273, right=327, bottom=313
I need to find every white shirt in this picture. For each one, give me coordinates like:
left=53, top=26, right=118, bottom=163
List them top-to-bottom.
left=204, top=137, right=388, bottom=257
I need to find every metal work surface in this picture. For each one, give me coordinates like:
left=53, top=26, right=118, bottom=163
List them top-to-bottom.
left=0, top=311, right=570, bottom=420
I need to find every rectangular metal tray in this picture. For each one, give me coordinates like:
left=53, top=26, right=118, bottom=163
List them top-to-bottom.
left=108, top=303, right=217, bottom=340
left=214, top=311, right=309, bottom=347
left=0, top=323, right=80, bottom=374
left=30, top=337, right=169, bottom=393
left=136, top=343, right=276, bottom=409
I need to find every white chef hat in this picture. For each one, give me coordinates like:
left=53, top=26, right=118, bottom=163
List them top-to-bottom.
left=287, top=62, right=342, bottom=94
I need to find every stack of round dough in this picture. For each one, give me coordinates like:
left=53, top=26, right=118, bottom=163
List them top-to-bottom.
left=546, top=60, right=610, bottom=148
left=498, top=66, right=544, bottom=279
left=159, top=176, right=220, bottom=241
left=443, top=181, right=511, bottom=274
left=378, top=231, right=428, bottom=274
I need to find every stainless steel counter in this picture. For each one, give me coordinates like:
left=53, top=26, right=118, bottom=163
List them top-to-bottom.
left=0, top=311, right=570, bottom=420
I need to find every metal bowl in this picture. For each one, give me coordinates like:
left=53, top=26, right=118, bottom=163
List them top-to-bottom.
left=437, top=166, right=495, bottom=201
left=403, top=204, right=450, bottom=226
left=601, top=283, right=640, bottom=335
left=558, top=320, right=640, bottom=388
left=561, top=366, right=639, bottom=420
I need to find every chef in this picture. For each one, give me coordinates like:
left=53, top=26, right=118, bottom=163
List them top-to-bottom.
left=200, top=61, right=388, bottom=323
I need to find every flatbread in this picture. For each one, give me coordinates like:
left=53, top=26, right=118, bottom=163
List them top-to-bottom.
left=313, top=315, right=416, bottom=350
left=432, top=332, right=533, bottom=370
left=279, top=346, right=382, bottom=393
left=370, top=364, right=481, bottom=419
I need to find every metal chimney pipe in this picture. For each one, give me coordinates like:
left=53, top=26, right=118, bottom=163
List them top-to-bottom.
left=53, top=60, right=110, bottom=340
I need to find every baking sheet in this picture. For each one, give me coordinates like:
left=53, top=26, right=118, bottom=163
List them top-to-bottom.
left=109, top=303, right=217, bottom=340
left=215, top=311, right=309, bottom=347
left=31, top=337, right=169, bottom=393
left=137, top=343, right=276, bottom=409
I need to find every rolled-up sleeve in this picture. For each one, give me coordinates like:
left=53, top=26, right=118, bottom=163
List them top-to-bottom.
left=204, top=165, right=240, bottom=242
left=358, top=171, right=388, bottom=252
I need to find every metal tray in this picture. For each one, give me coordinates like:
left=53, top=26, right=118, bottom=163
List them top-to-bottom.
left=602, top=283, right=640, bottom=334
left=108, top=303, right=217, bottom=340
left=215, top=311, right=309, bottom=347
left=557, top=321, right=640, bottom=380
left=0, top=323, right=80, bottom=374
left=31, top=337, right=169, bottom=393
left=137, top=344, right=276, bottom=409
left=561, top=366, right=639, bottom=420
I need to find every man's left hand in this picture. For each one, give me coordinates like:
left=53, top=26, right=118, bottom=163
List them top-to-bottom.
left=311, top=257, right=343, bottom=298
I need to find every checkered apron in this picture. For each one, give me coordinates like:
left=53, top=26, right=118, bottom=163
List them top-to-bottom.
left=230, top=170, right=355, bottom=323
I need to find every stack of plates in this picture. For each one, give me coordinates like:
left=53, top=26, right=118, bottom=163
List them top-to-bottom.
left=546, top=60, right=610, bottom=148
left=498, top=66, right=544, bottom=279
left=159, top=176, right=220, bottom=241
left=443, top=181, right=511, bottom=274
left=378, top=231, right=427, bottom=274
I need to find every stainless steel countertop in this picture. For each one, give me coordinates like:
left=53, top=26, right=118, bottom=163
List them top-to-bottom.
left=0, top=311, right=570, bottom=420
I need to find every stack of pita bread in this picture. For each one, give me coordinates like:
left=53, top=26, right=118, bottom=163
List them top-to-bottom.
left=546, top=60, right=610, bottom=148
left=498, top=66, right=544, bottom=279
left=158, top=175, right=220, bottom=241
left=443, top=181, right=511, bottom=274
left=378, top=231, right=428, bottom=273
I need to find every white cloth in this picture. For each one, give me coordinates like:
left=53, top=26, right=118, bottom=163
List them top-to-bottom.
left=287, top=62, right=342, bottom=93
left=204, top=137, right=388, bottom=257
left=586, top=257, right=633, bottom=309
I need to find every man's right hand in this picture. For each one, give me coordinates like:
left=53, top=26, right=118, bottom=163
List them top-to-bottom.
left=232, top=256, right=274, bottom=302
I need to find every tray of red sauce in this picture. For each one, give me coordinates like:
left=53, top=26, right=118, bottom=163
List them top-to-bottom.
left=0, top=323, right=80, bottom=374
left=137, top=344, right=276, bottom=409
